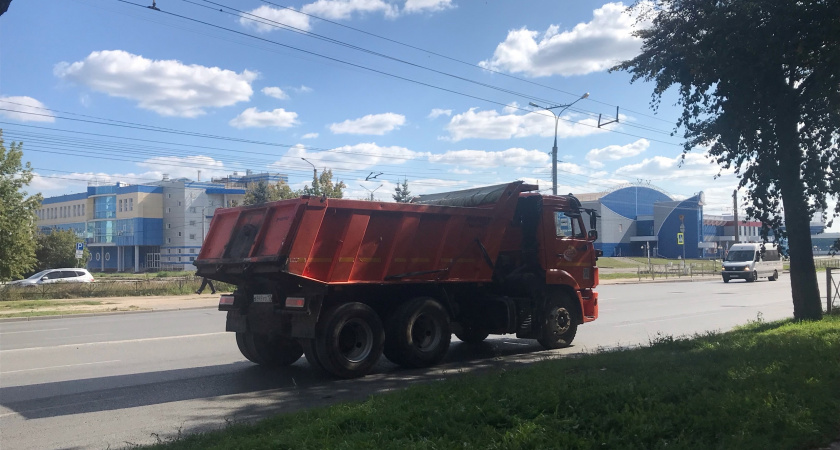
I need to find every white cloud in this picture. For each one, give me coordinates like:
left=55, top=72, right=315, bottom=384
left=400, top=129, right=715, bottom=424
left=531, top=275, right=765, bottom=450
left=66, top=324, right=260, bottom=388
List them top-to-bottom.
left=302, top=0, right=398, bottom=20
left=404, top=0, right=453, bottom=13
left=479, top=2, right=651, bottom=77
left=239, top=5, right=312, bottom=33
left=54, top=50, right=257, bottom=118
left=293, top=85, right=313, bottom=93
left=262, top=86, right=288, bottom=100
left=0, top=96, right=55, bottom=122
left=229, top=107, right=299, bottom=129
left=445, top=107, right=602, bottom=141
left=428, top=108, right=452, bottom=119
left=329, top=113, right=406, bottom=135
left=301, top=132, right=319, bottom=139
left=586, top=138, right=649, bottom=168
left=284, top=142, right=427, bottom=170
left=429, top=148, right=550, bottom=168
left=615, top=152, right=735, bottom=186
left=136, top=155, right=229, bottom=179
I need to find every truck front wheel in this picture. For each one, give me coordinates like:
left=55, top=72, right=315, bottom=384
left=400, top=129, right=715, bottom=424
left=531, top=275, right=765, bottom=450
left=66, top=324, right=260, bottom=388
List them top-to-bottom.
left=537, top=294, right=578, bottom=350
left=384, top=297, right=451, bottom=368
left=313, top=302, right=384, bottom=378
left=236, top=332, right=303, bottom=367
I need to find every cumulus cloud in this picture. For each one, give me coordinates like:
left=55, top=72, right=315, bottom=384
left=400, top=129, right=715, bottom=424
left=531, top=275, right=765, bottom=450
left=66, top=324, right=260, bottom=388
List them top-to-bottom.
left=304, top=0, right=398, bottom=20
left=404, top=0, right=453, bottom=13
left=479, top=2, right=651, bottom=77
left=239, top=5, right=312, bottom=32
left=54, top=50, right=257, bottom=117
left=262, top=86, right=289, bottom=100
left=0, top=96, right=55, bottom=122
left=229, top=107, right=299, bottom=129
left=444, top=107, right=602, bottom=142
left=428, top=108, right=452, bottom=119
left=329, top=113, right=405, bottom=135
left=301, top=132, right=319, bottom=139
left=586, top=139, right=649, bottom=168
left=284, top=142, right=427, bottom=170
left=429, top=148, right=550, bottom=168
left=614, top=152, right=734, bottom=185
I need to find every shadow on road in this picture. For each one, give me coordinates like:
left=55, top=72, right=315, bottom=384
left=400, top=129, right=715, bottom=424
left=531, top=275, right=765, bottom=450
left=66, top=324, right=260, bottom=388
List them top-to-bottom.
left=1, top=337, right=569, bottom=423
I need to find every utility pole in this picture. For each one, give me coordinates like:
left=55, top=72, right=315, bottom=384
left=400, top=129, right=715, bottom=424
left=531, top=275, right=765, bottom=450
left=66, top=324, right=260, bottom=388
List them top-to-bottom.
left=529, top=93, right=589, bottom=195
left=360, top=184, right=383, bottom=201
left=733, top=189, right=739, bottom=244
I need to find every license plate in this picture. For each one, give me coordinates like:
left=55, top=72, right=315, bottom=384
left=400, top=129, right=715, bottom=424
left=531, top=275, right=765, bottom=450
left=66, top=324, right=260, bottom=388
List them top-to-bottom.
left=253, top=294, right=273, bottom=303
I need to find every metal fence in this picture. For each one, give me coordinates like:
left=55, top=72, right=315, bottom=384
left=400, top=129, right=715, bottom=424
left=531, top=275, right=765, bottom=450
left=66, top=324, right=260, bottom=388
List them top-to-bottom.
left=635, top=261, right=721, bottom=280
left=828, top=267, right=840, bottom=314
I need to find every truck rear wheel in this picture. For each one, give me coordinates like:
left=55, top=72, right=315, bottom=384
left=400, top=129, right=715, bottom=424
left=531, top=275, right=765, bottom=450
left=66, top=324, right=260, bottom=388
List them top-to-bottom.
left=769, top=270, right=778, bottom=281
left=537, top=294, right=578, bottom=350
left=384, top=297, right=451, bottom=368
left=312, top=302, right=384, bottom=378
left=237, top=332, right=303, bottom=367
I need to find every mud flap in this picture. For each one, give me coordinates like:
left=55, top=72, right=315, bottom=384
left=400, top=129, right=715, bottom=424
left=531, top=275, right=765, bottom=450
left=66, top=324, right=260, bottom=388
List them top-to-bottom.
left=226, top=310, right=248, bottom=332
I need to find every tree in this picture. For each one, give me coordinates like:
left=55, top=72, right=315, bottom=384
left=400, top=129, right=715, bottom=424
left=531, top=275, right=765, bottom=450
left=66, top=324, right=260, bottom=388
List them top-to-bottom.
left=613, top=0, right=840, bottom=320
left=0, top=131, right=42, bottom=281
left=303, top=169, right=346, bottom=199
left=393, top=178, right=412, bottom=203
left=242, top=180, right=300, bottom=206
left=35, top=229, right=89, bottom=271
left=830, top=239, right=840, bottom=257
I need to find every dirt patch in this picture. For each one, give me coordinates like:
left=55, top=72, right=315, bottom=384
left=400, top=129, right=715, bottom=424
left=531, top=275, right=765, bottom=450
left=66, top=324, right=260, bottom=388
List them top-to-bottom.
left=0, top=294, right=219, bottom=318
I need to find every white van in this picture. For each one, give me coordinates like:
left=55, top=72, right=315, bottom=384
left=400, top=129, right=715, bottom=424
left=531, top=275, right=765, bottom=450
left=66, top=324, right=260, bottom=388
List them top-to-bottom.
left=721, top=243, right=783, bottom=283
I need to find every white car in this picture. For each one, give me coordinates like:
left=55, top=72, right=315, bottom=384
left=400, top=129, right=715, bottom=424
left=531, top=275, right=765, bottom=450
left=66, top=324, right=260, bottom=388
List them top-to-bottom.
left=9, top=268, right=95, bottom=286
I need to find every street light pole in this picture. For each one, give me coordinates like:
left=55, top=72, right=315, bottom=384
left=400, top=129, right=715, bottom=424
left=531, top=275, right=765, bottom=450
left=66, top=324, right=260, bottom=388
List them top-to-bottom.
left=530, top=93, right=589, bottom=195
left=301, top=157, right=317, bottom=182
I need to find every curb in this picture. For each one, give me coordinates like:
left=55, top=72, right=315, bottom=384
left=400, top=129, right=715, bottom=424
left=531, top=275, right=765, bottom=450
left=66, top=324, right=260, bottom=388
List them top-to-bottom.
left=0, top=305, right=217, bottom=323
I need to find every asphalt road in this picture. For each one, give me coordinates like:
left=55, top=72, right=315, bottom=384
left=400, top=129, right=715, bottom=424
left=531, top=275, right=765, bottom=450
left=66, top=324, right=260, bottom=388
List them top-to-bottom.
left=0, top=276, right=829, bottom=449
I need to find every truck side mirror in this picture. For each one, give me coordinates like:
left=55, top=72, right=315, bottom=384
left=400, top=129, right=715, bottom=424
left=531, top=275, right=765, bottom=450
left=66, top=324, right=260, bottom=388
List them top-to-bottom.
left=588, top=230, right=598, bottom=241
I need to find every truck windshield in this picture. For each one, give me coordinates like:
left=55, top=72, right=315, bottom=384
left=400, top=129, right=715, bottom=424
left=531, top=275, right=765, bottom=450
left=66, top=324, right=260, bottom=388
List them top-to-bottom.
left=726, top=250, right=755, bottom=262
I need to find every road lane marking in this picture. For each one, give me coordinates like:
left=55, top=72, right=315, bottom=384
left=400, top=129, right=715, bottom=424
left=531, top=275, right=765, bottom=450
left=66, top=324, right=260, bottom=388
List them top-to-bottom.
left=613, top=311, right=723, bottom=327
left=0, top=328, right=69, bottom=335
left=0, top=332, right=227, bottom=353
left=2, top=360, right=121, bottom=374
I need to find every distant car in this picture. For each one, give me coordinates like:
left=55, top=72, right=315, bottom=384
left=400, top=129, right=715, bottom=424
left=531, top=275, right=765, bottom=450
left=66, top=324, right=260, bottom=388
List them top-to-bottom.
left=8, top=268, right=94, bottom=286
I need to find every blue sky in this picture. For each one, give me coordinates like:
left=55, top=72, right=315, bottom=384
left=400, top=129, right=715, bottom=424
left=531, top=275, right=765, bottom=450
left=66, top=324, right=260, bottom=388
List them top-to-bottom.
left=1, top=0, right=834, bottom=229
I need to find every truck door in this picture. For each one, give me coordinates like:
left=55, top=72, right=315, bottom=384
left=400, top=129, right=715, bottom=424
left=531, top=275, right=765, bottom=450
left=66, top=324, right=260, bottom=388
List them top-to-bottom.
left=542, top=207, right=595, bottom=289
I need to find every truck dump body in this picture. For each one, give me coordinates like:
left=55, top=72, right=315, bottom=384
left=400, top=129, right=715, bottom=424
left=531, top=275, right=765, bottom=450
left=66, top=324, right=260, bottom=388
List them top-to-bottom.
left=195, top=182, right=531, bottom=285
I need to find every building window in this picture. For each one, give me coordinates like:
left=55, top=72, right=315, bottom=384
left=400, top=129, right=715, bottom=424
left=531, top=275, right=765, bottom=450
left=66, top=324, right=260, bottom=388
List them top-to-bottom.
left=168, top=194, right=171, bottom=198
left=129, top=199, right=133, bottom=211
left=118, top=200, right=123, bottom=212
left=178, top=201, right=182, bottom=206
left=82, top=205, right=85, bottom=215
left=167, top=207, right=171, bottom=213
left=189, top=207, right=196, bottom=213
left=189, top=220, right=196, bottom=226
left=167, top=223, right=171, bottom=229
left=619, top=224, right=623, bottom=233
left=178, top=232, right=182, bottom=237
left=189, top=234, right=196, bottom=240
left=167, top=238, right=171, bottom=243
left=178, top=248, right=182, bottom=253
left=191, top=248, right=196, bottom=253
left=167, top=249, right=171, bottom=254
left=178, top=257, right=182, bottom=262
left=190, top=257, right=195, bottom=262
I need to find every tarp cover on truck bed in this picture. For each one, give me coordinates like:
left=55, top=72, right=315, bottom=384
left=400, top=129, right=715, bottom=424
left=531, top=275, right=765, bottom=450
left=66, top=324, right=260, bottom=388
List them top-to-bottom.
left=195, top=181, right=536, bottom=285
left=412, top=182, right=536, bottom=207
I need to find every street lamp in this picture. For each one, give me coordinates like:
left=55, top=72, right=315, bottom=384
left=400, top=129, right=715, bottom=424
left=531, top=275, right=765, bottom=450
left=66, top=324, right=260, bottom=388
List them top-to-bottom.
left=529, top=92, right=589, bottom=195
left=301, top=157, right=317, bottom=184
left=359, top=184, right=383, bottom=201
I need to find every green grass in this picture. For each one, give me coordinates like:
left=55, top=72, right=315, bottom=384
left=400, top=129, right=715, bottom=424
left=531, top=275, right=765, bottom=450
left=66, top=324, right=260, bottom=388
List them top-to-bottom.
left=594, top=257, right=642, bottom=269
left=599, top=272, right=644, bottom=280
left=0, top=279, right=233, bottom=301
left=0, top=299, right=116, bottom=318
left=148, top=313, right=840, bottom=450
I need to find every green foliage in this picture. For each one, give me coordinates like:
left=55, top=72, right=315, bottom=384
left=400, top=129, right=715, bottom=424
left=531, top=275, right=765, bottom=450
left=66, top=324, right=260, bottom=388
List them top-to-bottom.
left=612, top=0, right=840, bottom=320
left=0, top=131, right=42, bottom=281
left=303, top=169, right=346, bottom=199
left=392, top=178, right=412, bottom=203
left=243, top=180, right=299, bottom=206
left=35, top=229, right=88, bottom=271
left=830, top=238, right=840, bottom=256
left=149, top=316, right=840, bottom=450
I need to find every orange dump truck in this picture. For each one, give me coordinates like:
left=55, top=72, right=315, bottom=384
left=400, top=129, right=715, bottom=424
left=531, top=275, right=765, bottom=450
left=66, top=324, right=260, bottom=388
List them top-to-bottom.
left=195, top=181, right=600, bottom=378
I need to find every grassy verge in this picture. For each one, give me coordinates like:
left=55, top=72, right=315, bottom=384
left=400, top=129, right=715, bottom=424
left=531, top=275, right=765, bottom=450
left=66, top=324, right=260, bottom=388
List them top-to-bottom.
left=0, top=279, right=233, bottom=301
left=0, top=299, right=136, bottom=318
left=148, top=313, right=840, bottom=450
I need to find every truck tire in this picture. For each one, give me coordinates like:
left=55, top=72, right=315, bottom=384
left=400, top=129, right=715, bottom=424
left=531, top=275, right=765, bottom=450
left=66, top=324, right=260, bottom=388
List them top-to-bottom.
left=769, top=270, right=778, bottom=281
left=747, top=271, right=758, bottom=282
left=722, top=275, right=730, bottom=283
left=537, top=293, right=578, bottom=350
left=384, top=297, right=451, bottom=368
left=313, top=302, right=384, bottom=378
left=454, top=327, right=489, bottom=344
left=235, top=332, right=259, bottom=364
left=240, top=332, right=304, bottom=367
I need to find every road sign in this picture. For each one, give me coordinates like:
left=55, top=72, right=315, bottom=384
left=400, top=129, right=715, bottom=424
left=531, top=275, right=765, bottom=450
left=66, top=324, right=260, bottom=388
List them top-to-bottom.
left=680, top=224, right=686, bottom=233
left=677, top=232, right=684, bottom=245
left=76, top=242, right=84, bottom=259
